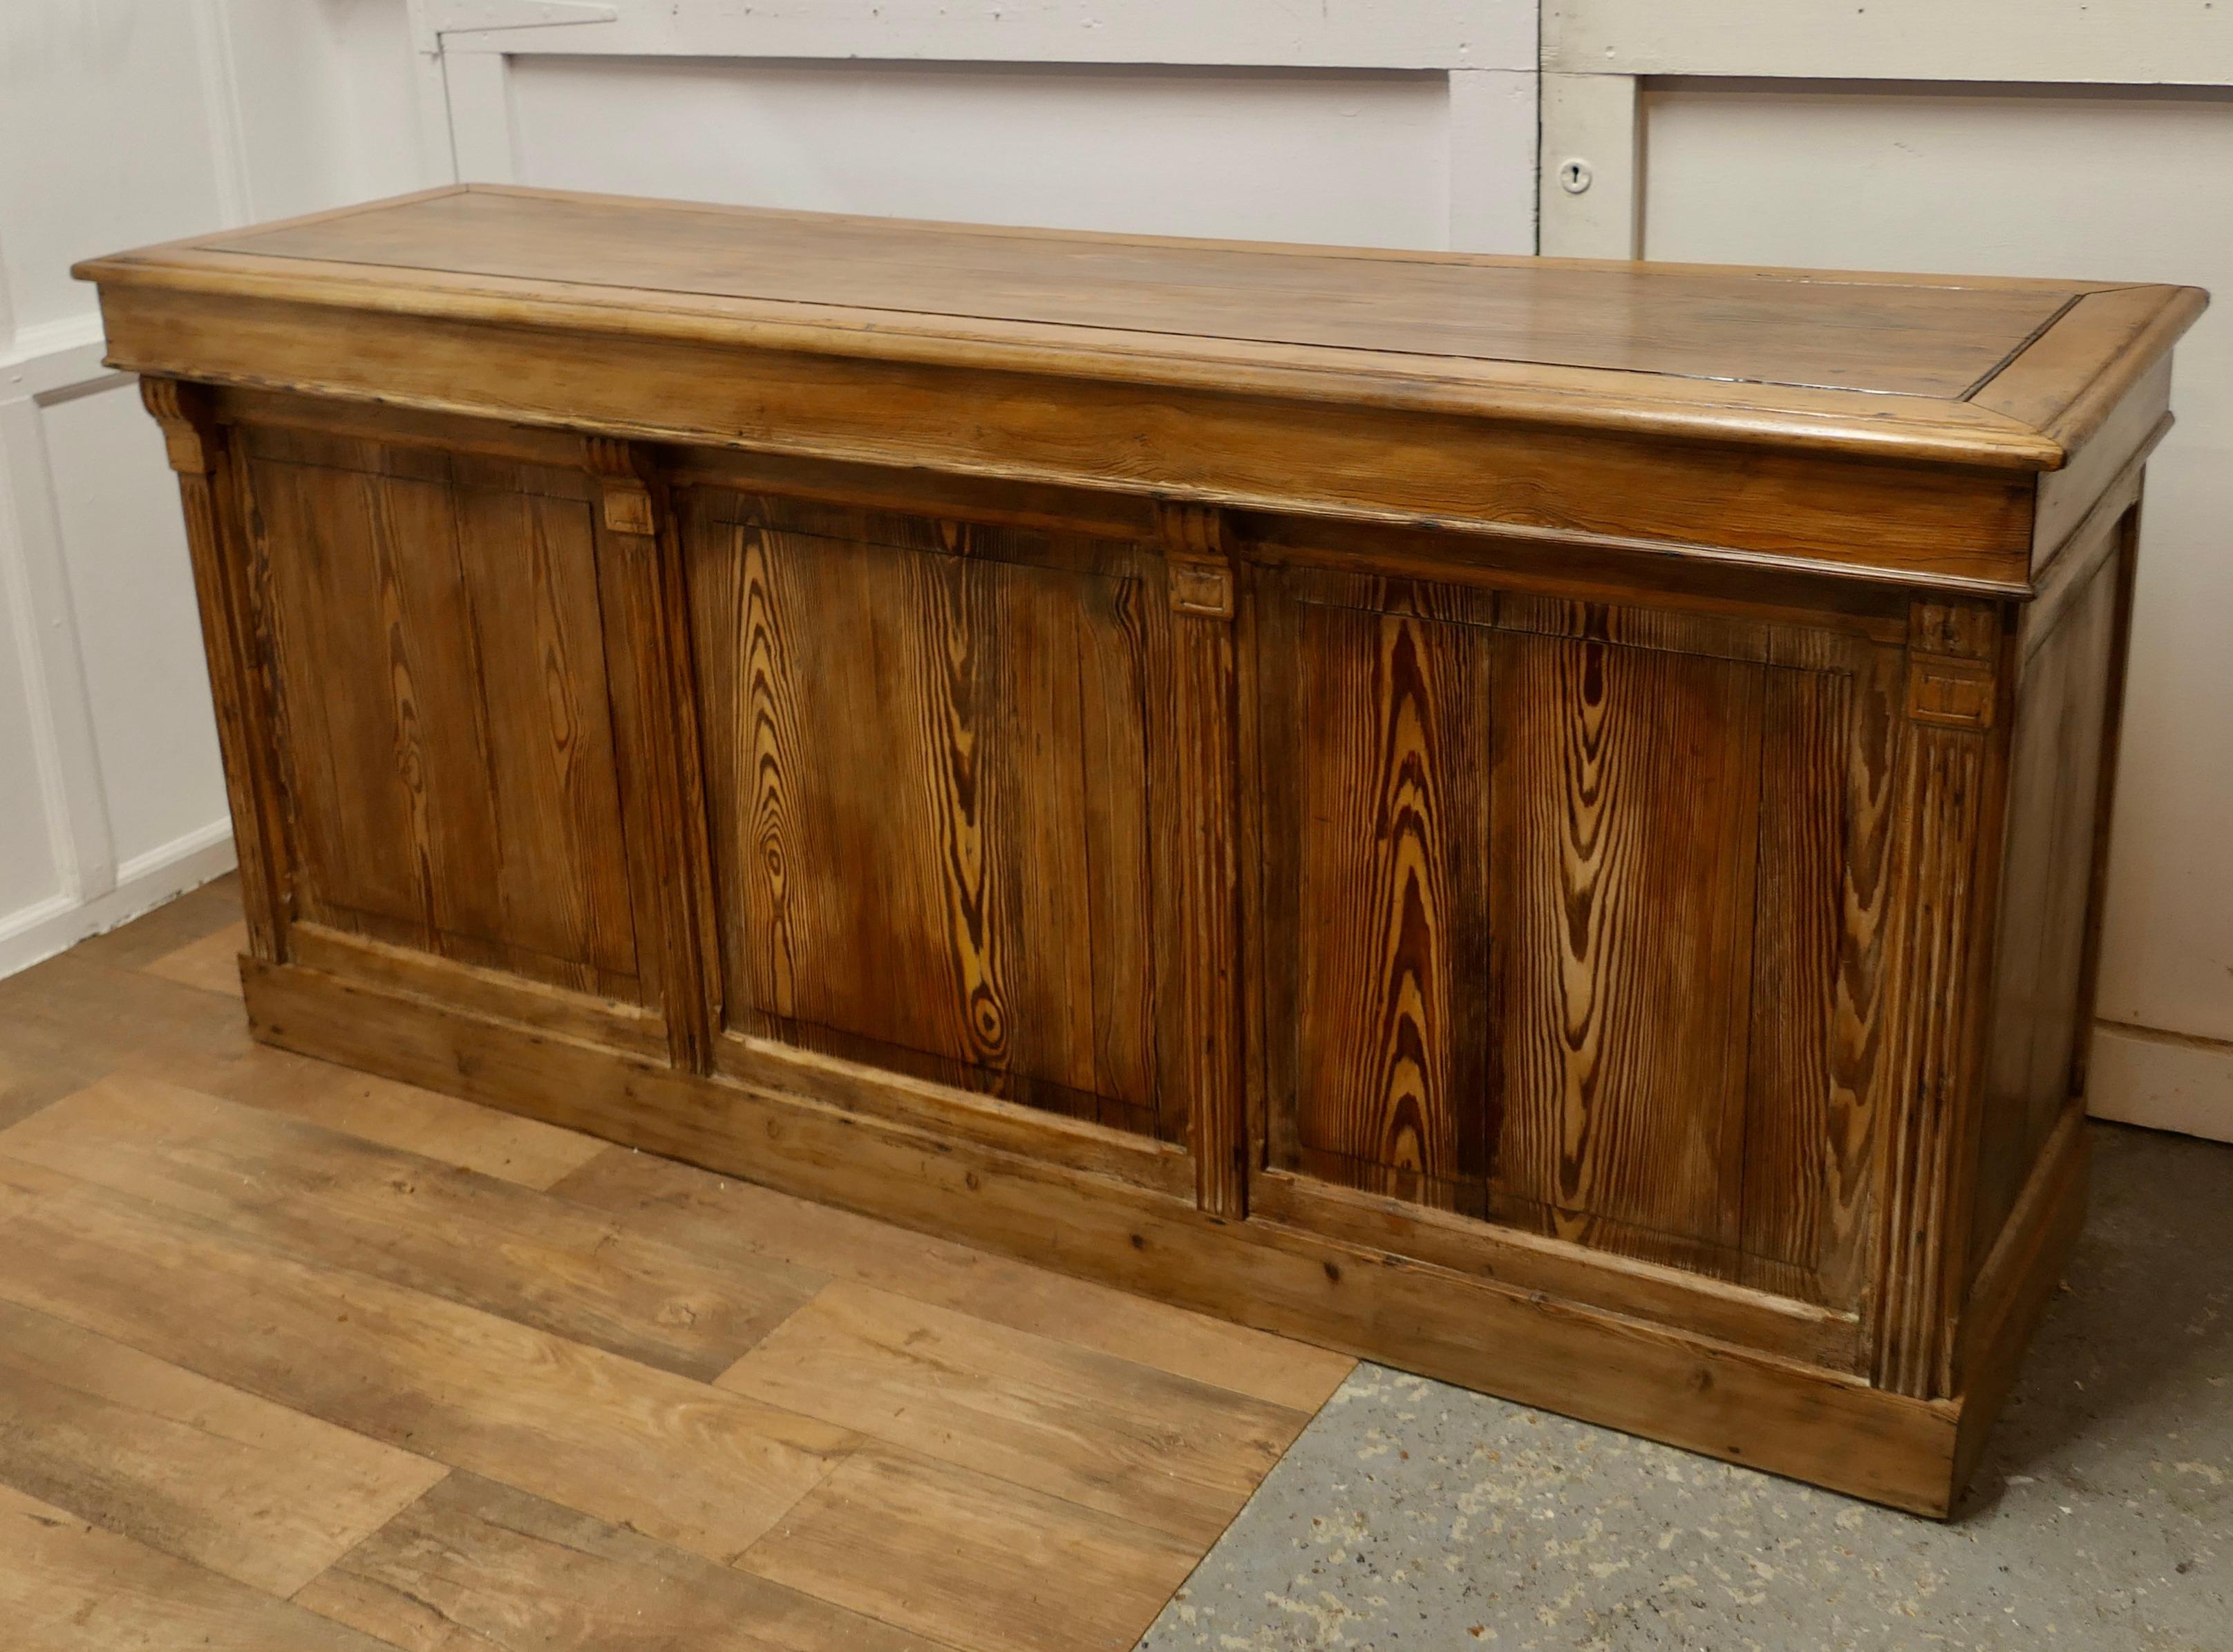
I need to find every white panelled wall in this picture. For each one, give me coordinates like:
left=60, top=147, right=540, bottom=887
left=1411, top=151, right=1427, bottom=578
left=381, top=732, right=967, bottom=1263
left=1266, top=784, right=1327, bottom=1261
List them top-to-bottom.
left=0, top=0, right=426, bottom=976
left=4, top=1, right=2229, bottom=1141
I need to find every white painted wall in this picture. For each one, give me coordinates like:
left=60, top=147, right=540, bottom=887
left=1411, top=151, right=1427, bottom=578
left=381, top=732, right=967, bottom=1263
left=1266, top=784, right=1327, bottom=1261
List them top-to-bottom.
left=0, top=0, right=428, bottom=976
left=453, top=4, right=1540, bottom=254
left=508, top=59, right=1462, bottom=249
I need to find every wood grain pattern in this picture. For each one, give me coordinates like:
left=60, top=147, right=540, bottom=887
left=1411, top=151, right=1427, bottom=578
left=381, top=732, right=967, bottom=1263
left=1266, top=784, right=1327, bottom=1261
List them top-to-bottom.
left=196, top=188, right=2078, bottom=402
left=91, top=189, right=2182, bottom=476
left=108, top=283, right=2047, bottom=589
left=142, top=379, right=290, bottom=962
left=247, top=427, right=639, bottom=997
left=588, top=434, right=719, bottom=1072
left=687, top=490, right=1161, bottom=1136
left=1161, top=502, right=1247, bottom=1215
left=1972, top=544, right=2122, bottom=1273
left=1274, top=581, right=1885, bottom=1309
left=1872, top=600, right=2007, bottom=1398
left=1294, top=602, right=1491, bottom=1206
left=1491, top=627, right=1766, bottom=1254
left=1820, top=646, right=1906, bottom=1311
left=1738, top=667, right=1852, bottom=1275
left=0, top=889, right=1339, bottom=1644
left=143, top=920, right=248, bottom=999
left=287, top=920, right=663, bottom=1058
left=1, top=929, right=604, bottom=1188
left=234, top=1062, right=605, bottom=1191
left=0, top=1076, right=821, bottom=1382
left=1950, top=1102, right=2089, bottom=1492
left=552, top=1145, right=1353, bottom=1413
left=1252, top=1166, right=1864, bottom=1369
left=0, top=1175, right=854, bottom=1562
left=717, top=1281, right=1303, bottom=1546
left=0, top=1299, right=444, bottom=1596
left=740, top=1444, right=1198, bottom=1652
left=298, top=1472, right=945, bottom=1652
left=0, top=1483, right=395, bottom=1652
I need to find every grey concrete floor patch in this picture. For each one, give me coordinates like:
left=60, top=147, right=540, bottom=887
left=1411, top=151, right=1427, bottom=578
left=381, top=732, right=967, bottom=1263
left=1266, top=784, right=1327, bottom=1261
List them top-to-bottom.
left=1138, top=1123, right=2231, bottom=1651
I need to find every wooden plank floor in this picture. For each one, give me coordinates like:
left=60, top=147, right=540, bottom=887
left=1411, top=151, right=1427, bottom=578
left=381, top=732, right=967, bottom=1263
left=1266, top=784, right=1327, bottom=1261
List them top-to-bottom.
left=0, top=876, right=1355, bottom=1651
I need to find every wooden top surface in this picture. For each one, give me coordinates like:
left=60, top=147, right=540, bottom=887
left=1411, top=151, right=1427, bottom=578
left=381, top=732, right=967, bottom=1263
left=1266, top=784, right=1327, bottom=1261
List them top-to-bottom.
left=79, top=185, right=2206, bottom=471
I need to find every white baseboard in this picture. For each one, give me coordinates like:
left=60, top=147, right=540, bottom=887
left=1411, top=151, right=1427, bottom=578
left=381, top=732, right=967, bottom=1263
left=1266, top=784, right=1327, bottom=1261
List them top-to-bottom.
left=0, top=821, right=237, bottom=980
left=2088, top=1021, right=2233, bottom=1144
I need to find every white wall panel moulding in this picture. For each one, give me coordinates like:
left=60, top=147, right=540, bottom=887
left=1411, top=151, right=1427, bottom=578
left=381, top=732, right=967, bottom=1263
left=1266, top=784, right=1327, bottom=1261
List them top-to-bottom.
left=431, top=0, right=1538, bottom=70
left=1545, top=0, right=2233, bottom=86
left=417, top=1, right=615, bottom=51
left=1, top=319, right=112, bottom=385
left=0, top=827, right=236, bottom=983
left=2090, top=1024, right=2233, bottom=1144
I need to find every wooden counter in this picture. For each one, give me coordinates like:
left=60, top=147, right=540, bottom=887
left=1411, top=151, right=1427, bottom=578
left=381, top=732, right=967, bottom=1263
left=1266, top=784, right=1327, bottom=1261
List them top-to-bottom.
left=78, top=187, right=2205, bottom=1515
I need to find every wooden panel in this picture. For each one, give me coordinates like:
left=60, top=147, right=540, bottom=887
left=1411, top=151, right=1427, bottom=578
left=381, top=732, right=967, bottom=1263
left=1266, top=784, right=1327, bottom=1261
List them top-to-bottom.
left=94, top=189, right=2210, bottom=481
left=201, top=189, right=2073, bottom=401
left=107, top=284, right=2046, bottom=589
left=142, top=381, right=290, bottom=962
left=248, top=427, right=639, bottom=998
left=587, top=435, right=719, bottom=1072
left=686, top=490, right=1162, bottom=1137
left=1161, top=503, right=1247, bottom=1214
left=1972, top=551, right=2122, bottom=1272
left=1274, top=585, right=1870, bottom=1304
left=1872, top=600, right=2008, bottom=1399
left=1292, top=602, right=1492, bottom=1204
left=1491, top=628, right=1766, bottom=1255
left=1820, top=647, right=1906, bottom=1309
left=1740, top=668, right=1852, bottom=1273
left=288, top=921, right=662, bottom=1058
left=1952, top=1105, right=2088, bottom=1488
left=1251, top=1170, right=1861, bottom=1370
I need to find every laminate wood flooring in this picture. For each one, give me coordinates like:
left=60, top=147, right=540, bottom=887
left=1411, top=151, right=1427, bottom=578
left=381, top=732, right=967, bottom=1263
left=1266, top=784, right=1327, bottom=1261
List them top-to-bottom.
left=0, top=875, right=1355, bottom=1651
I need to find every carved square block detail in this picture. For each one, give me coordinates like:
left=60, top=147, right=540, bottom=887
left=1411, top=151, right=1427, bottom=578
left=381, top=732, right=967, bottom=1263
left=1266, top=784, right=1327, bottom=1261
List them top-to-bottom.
left=601, top=486, right=657, bottom=537
left=1168, top=557, right=1234, bottom=619
left=1908, top=656, right=1997, bottom=729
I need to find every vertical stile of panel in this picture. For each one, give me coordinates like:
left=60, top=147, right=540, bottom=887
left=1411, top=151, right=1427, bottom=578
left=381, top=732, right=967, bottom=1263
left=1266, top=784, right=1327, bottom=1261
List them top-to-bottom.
left=140, top=379, right=291, bottom=962
left=587, top=437, right=717, bottom=1071
left=1160, top=503, right=1247, bottom=1218
left=1872, top=599, right=2008, bottom=1396
left=1820, top=644, right=1905, bottom=1316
